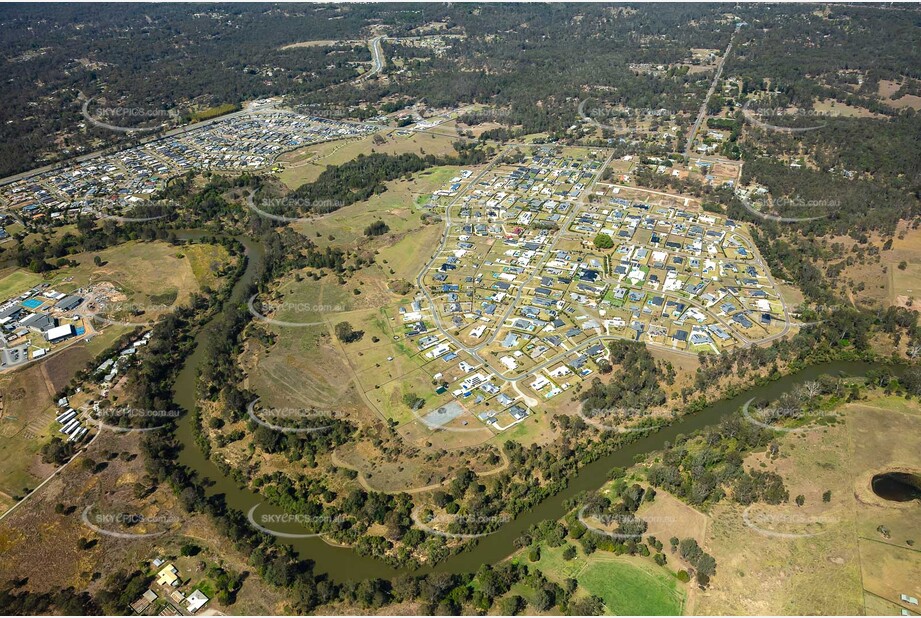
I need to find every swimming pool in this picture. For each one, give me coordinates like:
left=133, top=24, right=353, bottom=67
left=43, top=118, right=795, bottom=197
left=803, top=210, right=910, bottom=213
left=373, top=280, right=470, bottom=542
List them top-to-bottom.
left=22, top=298, right=43, bottom=309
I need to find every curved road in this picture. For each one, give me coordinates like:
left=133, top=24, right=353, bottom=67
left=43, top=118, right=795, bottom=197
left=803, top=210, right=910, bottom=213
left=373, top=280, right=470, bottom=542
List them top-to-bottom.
left=355, top=36, right=386, bottom=83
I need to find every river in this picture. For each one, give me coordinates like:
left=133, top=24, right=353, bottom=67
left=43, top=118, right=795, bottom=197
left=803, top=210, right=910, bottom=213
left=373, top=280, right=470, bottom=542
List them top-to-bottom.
left=172, top=233, right=898, bottom=582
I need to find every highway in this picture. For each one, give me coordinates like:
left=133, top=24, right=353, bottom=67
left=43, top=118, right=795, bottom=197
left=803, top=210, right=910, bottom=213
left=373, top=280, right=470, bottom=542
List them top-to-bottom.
left=355, top=35, right=386, bottom=82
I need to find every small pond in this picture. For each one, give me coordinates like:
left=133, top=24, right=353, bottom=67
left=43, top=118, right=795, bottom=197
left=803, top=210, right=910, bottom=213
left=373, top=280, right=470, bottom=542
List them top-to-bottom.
left=871, top=472, right=921, bottom=503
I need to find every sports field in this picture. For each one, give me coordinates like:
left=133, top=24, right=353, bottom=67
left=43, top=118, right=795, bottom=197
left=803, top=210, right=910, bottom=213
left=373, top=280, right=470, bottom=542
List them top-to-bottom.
left=524, top=543, right=685, bottom=615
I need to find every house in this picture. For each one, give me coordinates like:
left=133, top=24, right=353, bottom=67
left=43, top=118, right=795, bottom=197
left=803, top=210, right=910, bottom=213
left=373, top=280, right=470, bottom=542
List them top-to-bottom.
left=732, top=313, right=754, bottom=329
left=709, top=324, right=731, bottom=340
left=690, top=329, right=712, bottom=346
left=530, top=375, right=550, bottom=390
left=480, top=382, right=500, bottom=395
left=508, top=405, right=529, bottom=421
left=156, top=563, right=180, bottom=587
left=130, top=589, right=158, bottom=614
left=186, top=590, right=210, bottom=613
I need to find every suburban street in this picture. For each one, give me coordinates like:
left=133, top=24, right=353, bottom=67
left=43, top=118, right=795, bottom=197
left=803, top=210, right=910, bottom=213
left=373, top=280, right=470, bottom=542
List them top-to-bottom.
left=683, top=22, right=742, bottom=159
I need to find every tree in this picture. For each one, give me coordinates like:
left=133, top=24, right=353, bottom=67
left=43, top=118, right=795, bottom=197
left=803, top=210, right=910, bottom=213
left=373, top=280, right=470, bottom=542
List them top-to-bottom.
left=364, top=220, right=390, bottom=237
left=593, top=233, right=614, bottom=249
left=335, top=321, right=363, bottom=343
left=901, top=364, right=921, bottom=395
left=802, top=381, right=821, bottom=399
left=402, top=392, right=424, bottom=409
left=40, top=437, right=74, bottom=465
left=180, top=543, right=201, bottom=557
left=696, top=553, right=717, bottom=578
left=391, top=574, right=420, bottom=602
left=533, top=588, right=554, bottom=612
left=500, top=595, right=525, bottom=616
left=568, top=595, right=605, bottom=616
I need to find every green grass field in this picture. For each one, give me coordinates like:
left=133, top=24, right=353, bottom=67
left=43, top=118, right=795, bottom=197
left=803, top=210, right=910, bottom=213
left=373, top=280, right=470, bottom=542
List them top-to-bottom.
left=180, top=243, right=233, bottom=290
left=0, top=270, right=42, bottom=301
left=84, top=324, right=133, bottom=357
left=491, top=413, right=551, bottom=445
left=528, top=544, right=685, bottom=616
left=578, top=555, right=684, bottom=615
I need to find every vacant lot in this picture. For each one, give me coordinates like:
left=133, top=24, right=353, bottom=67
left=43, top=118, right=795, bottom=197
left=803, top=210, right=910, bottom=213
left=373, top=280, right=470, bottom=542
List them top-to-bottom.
left=279, top=38, right=357, bottom=50
left=877, top=79, right=921, bottom=111
left=813, top=98, right=882, bottom=118
left=277, top=130, right=462, bottom=189
left=290, top=165, right=465, bottom=248
left=816, top=224, right=921, bottom=310
left=886, top=225, right=921, bottom=308
left=0, top=241, right=234, bottom=512
left=51, top=241, right=199, bottom=307
left=178, top=243, right=233, bottom=291
left=0, top=269, right=42, bottom=300
left=0, top=345, right=98, bottom=511
left=332, top=439, right=502, bottom=494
